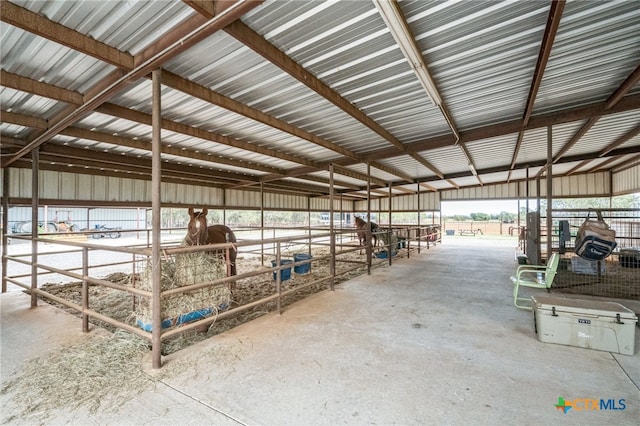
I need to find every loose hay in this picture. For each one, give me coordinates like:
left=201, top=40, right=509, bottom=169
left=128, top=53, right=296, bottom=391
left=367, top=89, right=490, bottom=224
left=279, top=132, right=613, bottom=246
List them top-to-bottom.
left=1, top=246, right=393, bottom=421
left=37, top=246, right=373, bottom=356
left=134, top=251, right=231, bottom=329
left=40, top=279, right=136, bottom=329
left=0, top=330, right=153, bottom=422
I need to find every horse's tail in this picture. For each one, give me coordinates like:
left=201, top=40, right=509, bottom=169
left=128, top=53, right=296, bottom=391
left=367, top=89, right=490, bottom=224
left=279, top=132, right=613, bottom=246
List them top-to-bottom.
left=225, top=226, right=237, bottom=243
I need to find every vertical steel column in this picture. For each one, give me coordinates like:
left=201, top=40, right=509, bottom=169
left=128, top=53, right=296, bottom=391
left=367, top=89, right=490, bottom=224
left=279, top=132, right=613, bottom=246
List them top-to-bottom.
left=151, top=69, right=163, bottom=369
left=546, top=126, right=553, bottom=260
left=31, top=148, right=39, bottom=307
left=366, top=162, right=372, bottom=274
left=329, top=164, right=336, bottom=290
left=329, top=166, right=335, bottom=234
left=2, top=167, right=9, bottom=293
left=526, top=168, right=530, bottom=213
left=609, top=172, right=613, bottom=209
left=536, top=176, right=541, bottom=263
left=260, top=182, right=265, bottom=266
left=416, top=182, right=420, bottom=254
left=388, top=183, right=392, bottom=265
left=517, top=183, right=521, bottom=230
left=222, top=189, right=226, bottom=225
left=339, top=193, right=344, bottom=245
left=307, top=196, right=311, bottom=254
left=136, top=207, right=141, bottom=239
left=276, top=241, right=282, bottom=314
left=82, top=247, right=89, bottom=332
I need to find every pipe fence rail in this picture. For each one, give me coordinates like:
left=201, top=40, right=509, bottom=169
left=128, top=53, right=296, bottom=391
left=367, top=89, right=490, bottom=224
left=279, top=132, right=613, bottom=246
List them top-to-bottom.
left=2, top=224, right=440, bottom=368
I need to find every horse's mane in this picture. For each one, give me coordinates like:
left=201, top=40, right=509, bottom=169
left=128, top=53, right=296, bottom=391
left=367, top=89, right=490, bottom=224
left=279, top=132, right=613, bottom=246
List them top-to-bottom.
left=355, top=216, right=376, bottom=229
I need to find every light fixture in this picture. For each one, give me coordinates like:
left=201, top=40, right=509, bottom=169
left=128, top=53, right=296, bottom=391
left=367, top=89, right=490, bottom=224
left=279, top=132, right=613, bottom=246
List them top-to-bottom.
left=374, top=0, right=442, bottom=106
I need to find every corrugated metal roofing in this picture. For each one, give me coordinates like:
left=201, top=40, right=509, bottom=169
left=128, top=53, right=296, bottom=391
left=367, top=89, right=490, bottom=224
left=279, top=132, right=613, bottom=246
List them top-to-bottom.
left=1, top=0, right=639, bottom=203
left=409, top=0, right=550, bottom=130
left=535, top=0, right=640, bottom=112
left=563, top=110, right=640, bottom=158
left=465, top=134, right=518, bottom=171
left=419, top=145, right=470, bottom=175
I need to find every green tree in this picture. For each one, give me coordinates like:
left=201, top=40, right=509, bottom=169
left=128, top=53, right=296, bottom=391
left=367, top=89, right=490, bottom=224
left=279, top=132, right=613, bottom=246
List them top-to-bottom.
left=540, top=195, right=636, bottom=210
left=469, top=212, right=490, bottom=221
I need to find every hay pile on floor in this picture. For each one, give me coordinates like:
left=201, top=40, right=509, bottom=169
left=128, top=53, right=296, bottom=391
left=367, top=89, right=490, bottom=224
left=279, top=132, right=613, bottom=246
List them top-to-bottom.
left=135, top=252, right=231, bottom=329
left=0, top=331, right=153, bottom=422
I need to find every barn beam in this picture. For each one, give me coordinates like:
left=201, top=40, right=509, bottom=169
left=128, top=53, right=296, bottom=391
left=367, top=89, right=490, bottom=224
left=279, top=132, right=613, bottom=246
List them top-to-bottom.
left=1, top=0, right=262, bottom=168
left=509, top=0, right=565, bottom=178
left=0, top=2, right=134, bottom=69
left=224, top=21, right=407, bottom=154
left=540, top=63, right=640, bottom=176
left=3, top=64, right=411, bottom=185
left=5, top=67, right=638, bottom=189
left=160, top=70, right=360, bottom=161
left=355, top=93, right=640, bottom=163
left=96, top=103, right=319, bottom=168
left=0, top=106, right=286, bottom=175
left=39, top=145, right=261, bottom=185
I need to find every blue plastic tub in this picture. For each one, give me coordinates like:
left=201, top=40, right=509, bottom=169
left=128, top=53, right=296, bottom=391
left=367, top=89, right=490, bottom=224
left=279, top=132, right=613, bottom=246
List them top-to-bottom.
left=375, top=250, right=398, bottom=259
left=293, top=253, right=312, bottom=274
left=272, top=259, right=293, bottom=281
left=136, top=303, right=229, bottom=331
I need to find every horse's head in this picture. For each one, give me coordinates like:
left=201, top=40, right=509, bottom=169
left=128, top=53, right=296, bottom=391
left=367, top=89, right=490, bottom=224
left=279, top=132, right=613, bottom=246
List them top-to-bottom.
left=186, top=207, right=209, bottom=246
left=355, top=216, right=365, bottom=228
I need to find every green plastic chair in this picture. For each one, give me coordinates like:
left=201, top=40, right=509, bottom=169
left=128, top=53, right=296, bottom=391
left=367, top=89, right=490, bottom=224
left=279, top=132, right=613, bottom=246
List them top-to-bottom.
left=511, top=252, right=560, bottom=310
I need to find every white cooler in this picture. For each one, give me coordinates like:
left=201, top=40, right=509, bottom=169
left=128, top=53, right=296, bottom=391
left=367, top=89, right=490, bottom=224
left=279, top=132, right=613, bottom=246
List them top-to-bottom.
left=531, top=295, right=638, bottom=355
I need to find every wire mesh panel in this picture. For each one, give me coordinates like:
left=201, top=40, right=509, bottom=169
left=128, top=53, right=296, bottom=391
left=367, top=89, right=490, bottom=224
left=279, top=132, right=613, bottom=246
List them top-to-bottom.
left=540, top=209, right=640, bottom=300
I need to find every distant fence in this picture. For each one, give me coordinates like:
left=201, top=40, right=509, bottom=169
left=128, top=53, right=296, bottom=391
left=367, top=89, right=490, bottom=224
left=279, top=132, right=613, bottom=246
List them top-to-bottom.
left=443, top=221, right=521, bottom=236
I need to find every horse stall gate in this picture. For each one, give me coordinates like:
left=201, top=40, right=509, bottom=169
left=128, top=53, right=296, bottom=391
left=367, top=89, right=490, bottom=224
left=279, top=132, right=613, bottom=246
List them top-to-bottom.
left=539, top=209, right=640, bottom=301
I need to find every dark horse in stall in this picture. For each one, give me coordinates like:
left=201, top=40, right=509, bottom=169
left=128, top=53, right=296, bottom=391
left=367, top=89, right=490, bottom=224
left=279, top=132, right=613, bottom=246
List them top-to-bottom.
left=185, top=207, right=237, bottom=277
left=355, top=216, right=379, bottom=253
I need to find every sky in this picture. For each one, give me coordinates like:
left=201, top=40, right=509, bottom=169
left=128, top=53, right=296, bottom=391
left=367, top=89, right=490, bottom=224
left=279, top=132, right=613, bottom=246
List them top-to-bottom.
left=441, top=200, right=520, bottom=216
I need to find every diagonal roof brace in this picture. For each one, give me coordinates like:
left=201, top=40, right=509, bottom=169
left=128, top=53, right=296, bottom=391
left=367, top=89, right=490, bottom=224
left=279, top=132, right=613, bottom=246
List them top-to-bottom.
left=1, top=0, right=262, bottom=168
left=373, top=0, right=441, bottom=107
left=374, top=0, right=471, bottom=181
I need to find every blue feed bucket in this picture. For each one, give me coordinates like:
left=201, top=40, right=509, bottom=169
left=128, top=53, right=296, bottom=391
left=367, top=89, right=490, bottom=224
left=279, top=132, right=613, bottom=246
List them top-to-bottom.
left=396, top=238, right=407, bottom=249
left=375, top=250, right=398, bottom=259
left=293, top=253, right=312, bottom=274
left=271, top=259, right=293, bottom=281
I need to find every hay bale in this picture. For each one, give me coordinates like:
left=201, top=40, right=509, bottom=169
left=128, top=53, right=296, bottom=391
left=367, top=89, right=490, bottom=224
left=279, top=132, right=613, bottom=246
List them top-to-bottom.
left=135, top=252, right=230, bottom=330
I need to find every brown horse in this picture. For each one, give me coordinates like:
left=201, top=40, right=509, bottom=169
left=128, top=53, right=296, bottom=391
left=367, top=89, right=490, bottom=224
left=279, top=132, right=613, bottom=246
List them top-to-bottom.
left=185, top=207, right=237, bottom=277
left=355, top=216, right=378, bottom=252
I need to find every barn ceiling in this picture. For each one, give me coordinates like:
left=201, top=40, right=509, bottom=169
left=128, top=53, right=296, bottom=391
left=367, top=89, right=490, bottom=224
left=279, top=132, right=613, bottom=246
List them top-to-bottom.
left=1, top=0, right=639, bottom=201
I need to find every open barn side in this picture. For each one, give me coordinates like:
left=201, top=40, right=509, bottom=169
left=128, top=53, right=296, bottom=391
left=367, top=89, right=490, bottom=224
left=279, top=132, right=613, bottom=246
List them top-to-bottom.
left=1, top=237, right=638, bottom=425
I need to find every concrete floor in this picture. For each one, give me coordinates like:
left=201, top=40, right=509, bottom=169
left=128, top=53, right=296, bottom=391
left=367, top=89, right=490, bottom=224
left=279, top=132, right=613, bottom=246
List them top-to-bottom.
left=1, top=237, right=639, bottom=425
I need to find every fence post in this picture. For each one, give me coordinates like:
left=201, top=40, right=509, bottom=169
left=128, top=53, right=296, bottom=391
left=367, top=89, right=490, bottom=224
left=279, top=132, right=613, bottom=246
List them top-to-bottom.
left=387, top=228, right=392, bottom=266
left=330, top=232, right=336, bottom=291
left=276, top=241, right=282, bottom=315
left=82, top=247, right=89, bottom=333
